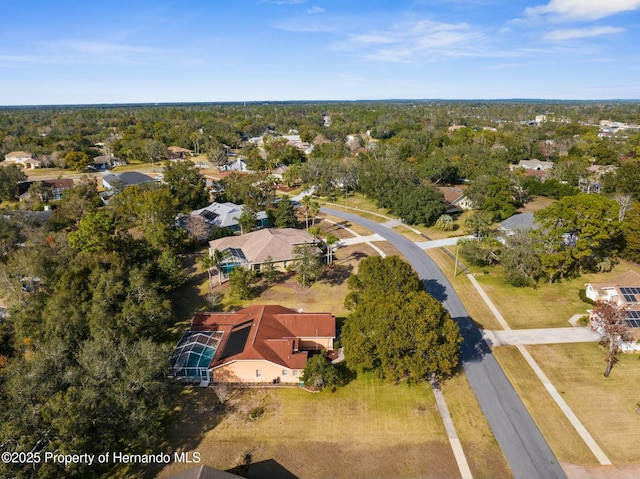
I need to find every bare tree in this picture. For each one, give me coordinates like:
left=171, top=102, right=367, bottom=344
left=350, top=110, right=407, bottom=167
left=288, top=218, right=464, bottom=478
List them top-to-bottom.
left=615, top=194, right=633, bottom=222
left=183, top=215, right=212, bottom=244
left=589, top=301, right=632, bottom=377
left=213, top=382, right=233, bottom=405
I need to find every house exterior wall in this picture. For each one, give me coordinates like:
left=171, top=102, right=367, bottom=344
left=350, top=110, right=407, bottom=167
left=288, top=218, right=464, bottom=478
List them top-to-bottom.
left=585, top=284, right=599, bottom=302
left=298, top=337, right=334, bottom=351
left=213, top=360, right=302, bottom=384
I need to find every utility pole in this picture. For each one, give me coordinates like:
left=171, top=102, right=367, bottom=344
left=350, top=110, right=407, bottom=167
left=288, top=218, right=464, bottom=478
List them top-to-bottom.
left=453, top=242, right=460, bottom=277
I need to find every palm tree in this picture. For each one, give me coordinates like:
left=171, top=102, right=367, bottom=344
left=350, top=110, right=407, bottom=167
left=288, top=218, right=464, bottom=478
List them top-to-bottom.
left=301, top=195, right=312, bottom=230
left=309, top=200, right=320, bottom=226
left=435, top=214, right=455, bottom=231
left=308, top=225, right=322, bottom=243
left=325, top=234, right=339, bottom=264
left=210, top=248, right=230, bottom=285
left=199, top=254, right=216, bottom=290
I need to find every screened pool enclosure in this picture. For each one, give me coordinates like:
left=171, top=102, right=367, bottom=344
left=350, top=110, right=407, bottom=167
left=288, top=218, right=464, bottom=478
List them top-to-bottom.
left=169, top=330, right=224, bottom=382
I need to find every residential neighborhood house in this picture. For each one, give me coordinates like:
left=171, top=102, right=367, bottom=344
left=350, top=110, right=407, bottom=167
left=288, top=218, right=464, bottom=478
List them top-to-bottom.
left=166, top=146, right=193, bottom=160
left=3, top=151, right=42, bottom=169
left=92, top=154, right=125, bottom=169
left=513, top=159, right=555, bottom=171
left=101, top=171, right=156, bottom=190
left=19, top=178, right=74, bottom=202
left=438, top=187, right=473, bottom=213
left=191, top=201, right=268, bottom=233
left=499, top=212, right=536, bottom=237
left=208, top=227, right=314, bottom=278
left=585, top=270, right=640, bottom=333
left=169, top=305, right=336, bottom=385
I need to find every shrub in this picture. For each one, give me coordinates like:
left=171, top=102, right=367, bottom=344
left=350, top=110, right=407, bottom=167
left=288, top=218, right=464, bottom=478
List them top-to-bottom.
left=579, top=289, right=596, bottom=306
left=249, top=406, right=265, bottom=420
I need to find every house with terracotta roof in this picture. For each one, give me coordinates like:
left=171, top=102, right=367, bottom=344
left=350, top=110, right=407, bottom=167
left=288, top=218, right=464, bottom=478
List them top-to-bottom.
left=208, top=227, right=314, bottom=277
left=169, top=305, right=336, bottom=385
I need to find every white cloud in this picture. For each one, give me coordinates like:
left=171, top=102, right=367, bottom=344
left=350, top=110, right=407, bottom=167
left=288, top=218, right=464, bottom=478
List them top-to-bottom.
left=525, top=0, right=640, bottom=21
left=307, top=6, right=324, bottom=14
left=336, top=19, right=484, bottom=62
left=544, top=26, right=624, bottom=40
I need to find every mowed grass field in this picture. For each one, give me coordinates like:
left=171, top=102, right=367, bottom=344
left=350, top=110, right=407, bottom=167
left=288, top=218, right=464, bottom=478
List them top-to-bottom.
left=428, top=243, right=640, bottom=468
left=427, top=245, right=640, bottom=330
left=473, top=262, right=640, bottom=329
left=494, top=343, right=640, bottom=465
left=159, top=373, right=460, bottom=479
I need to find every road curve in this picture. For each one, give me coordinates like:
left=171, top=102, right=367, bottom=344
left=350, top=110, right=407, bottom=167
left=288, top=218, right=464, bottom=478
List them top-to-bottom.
left=322, top=207, right=567, bottom=479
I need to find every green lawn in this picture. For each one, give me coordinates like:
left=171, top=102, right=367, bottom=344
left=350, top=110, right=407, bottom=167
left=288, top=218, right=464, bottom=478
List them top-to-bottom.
left=319, top=191, right=391, bottom=223
left=426, top=248, right=505, bottom=330
left=474, top=263, right=640, bottom=329
left=494, top=343, right=640, bottom=464
left=527, top=343, right=640, bottom=464
left=492, top=346, right=598, bottom=464
left=441, top=372, right=513, bottom=479
left=160, top=373, right=459, bottom=479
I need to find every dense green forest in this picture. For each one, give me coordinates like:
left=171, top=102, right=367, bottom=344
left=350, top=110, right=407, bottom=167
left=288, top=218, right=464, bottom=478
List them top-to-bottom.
left=1, top=100, right=640, bottom=477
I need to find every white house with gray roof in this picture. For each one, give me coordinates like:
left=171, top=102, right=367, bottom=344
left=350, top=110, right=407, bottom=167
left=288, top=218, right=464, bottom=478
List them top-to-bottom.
left=191, top=201, right=268, bottom=232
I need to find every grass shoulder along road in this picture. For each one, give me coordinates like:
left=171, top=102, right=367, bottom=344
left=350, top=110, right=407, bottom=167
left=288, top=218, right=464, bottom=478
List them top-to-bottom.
left=494, top=343, right=640, bottom=465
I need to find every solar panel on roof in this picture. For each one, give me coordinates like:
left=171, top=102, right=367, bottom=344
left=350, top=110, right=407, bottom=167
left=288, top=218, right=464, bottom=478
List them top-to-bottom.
left=199, top=210, right=218, bottom=221
left=623, top=294, right=637, bottom=303
left=627, top=310, right=640, bottom=319
left=625, top=319, right=640, bottom=328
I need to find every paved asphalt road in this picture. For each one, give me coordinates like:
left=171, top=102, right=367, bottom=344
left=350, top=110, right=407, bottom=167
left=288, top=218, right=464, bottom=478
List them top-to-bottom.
left=322, top=207, right=567, bottom=479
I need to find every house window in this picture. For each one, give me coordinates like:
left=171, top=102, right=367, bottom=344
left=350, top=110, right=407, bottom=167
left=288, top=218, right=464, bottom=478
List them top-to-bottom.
left=256, top=369, right=262, bottom=378
left=282, top=370, right=287, bottom=376
left=292, top=370, right=298, bottom=377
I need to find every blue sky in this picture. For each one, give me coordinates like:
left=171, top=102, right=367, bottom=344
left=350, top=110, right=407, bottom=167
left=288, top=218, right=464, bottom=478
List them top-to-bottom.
left=1, top=0, right=639, bottom=105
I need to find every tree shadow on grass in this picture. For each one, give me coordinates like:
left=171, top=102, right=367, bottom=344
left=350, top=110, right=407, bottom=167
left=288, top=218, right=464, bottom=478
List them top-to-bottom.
left=334, top=250, right=366, bottom=266
left=322, top=264, right=353, bottom=286
left=335, top=362, right=357, bottom=387
left=146, top=384, right=229, bottom=478
left=229, top=457, right=299, bottom=479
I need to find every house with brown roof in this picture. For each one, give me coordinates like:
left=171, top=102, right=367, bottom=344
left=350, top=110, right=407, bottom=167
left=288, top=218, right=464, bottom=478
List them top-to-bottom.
left=166, top=146, right=193, bottom=160
left=3, top=151, right=42, bottom=169
left=19, top=178, right=74, bottom=202
left=438, top=187, right=473, bottom=213
left=209, top=227, right=314, bottom=278
left=585, top=270, right=640, bottom=330
left=169, top=305, right=336, bottom=385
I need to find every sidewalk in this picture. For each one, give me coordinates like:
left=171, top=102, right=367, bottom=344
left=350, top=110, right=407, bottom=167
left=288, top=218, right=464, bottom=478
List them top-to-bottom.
left=466, top=273, right=612, bottom=466
left=482, top=328, right=600, bottom=346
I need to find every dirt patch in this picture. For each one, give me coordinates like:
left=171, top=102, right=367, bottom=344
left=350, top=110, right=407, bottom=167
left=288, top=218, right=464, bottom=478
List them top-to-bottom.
left=519, top=195, right=554, bottom=213
left=371, top=241, right=404, bottom=259
left=562, top=463, right=640, bottom=479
